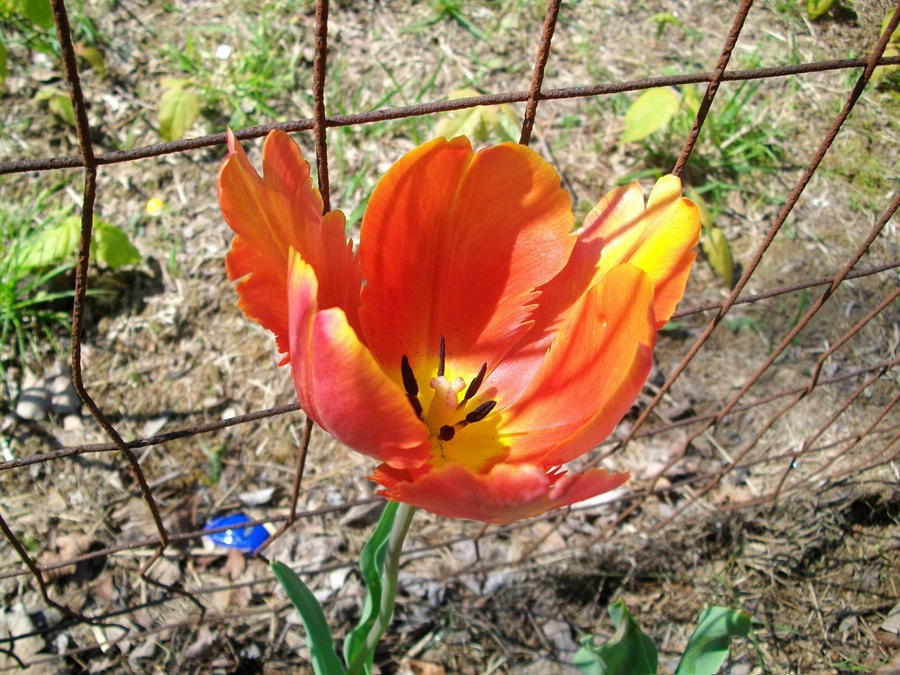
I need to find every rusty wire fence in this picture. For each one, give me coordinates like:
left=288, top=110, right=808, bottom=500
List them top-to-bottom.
left=1, top=0, right=899, bottom=670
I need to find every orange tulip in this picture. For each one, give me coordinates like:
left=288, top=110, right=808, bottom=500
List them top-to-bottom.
left=218, top=130, right=700, bottom=525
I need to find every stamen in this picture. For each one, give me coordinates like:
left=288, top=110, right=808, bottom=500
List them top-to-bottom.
left=437, top=335, right=446, bottom=377
left=400, top=355, right=418, bottom=396
left=461, top=362, right=488, bottom=404
left=407, top=395, right=423, bottom=419
left=464, top=400, right=497, bottom=425
left=438, top=425, right=455, bottom=441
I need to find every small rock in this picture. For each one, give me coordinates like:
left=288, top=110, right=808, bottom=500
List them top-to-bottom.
left=16, top=387, right=49, bottom=420
left=63, top=414, right=83, bottom=432
left=340, top=500, right=385, bottom=528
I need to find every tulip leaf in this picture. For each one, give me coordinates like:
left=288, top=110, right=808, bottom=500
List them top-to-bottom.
left=806, top=0, right=835, bottom=20
left=158, top=79, right=200, bottom=141
left=620, top=87, right=681, bottom=145
left=701, top=226, right=734, bottom=288
left=343, top=501, right=398, bottom=675
left=271, top=560, right=345, bottom=675
left=573, top=600, right=658, bottom=675
left=675, top=607, right=753, bottom=675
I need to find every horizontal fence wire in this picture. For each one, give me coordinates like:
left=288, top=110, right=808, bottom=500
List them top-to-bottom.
left=1, top=0, right=899, bottom=669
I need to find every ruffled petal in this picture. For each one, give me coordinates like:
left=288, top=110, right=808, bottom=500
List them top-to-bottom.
left=219, top=130, right=361, bottom=361
left=358, top=137, right=574, bottom=381
left=586, top=174, right=700, bottom=327
left=485, top=183, right=644, bottom=402
left=288, top=250, right=430, bottom=469
left=498, top=264, right=655, bottom=465
left=372, top=462, right=628, bottom=525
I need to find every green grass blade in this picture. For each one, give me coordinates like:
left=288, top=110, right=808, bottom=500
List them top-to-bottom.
left=270, top=560, right=345, bottom=675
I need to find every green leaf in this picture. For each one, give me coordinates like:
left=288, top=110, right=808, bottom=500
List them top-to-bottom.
left=18, top=0, right=53, bottom=29
left=806, top=0, right=835, bottom=20
left=0, top=40, right=8, bottom=87
left=75, top=43, right=105, bottom=77
left=158, top=81, right=200, bottom=141
left=682, top=84, right=702, bottom=116
left=35, top=87, right=76, bottom=127
left=620, top=87, right=680, bottom=145
left=433, top=88, right=520, bottom=143
left=19, top=215, right=80, bottom=269
left=91, top=220, right=140, bottom=269
left=701, top=226, right=734, bottom=288
left=343, top=501, right=398, bottom=675
left=270, top=561, right=345, bottom=675
left=573, top=600, right=658, bottom=675
left=675, top=607, right=752, bottom=675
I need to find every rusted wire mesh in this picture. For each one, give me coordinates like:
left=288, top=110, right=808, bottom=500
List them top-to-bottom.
left=1, top=0, right=899, bottom=670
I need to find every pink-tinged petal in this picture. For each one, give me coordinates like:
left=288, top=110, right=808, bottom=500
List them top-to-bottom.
left=219, top=130, right=361, bottom=361
left=358, top=137, right=574, bottom=380
left=587, top=175, right=700, bottom=327
left=288, top=251, right=430, bottom=469
left=499, top=264, right=655, bottom=465
left=371, top=462, right=629, bottom=525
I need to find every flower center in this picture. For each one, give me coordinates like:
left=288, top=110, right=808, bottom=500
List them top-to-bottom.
left=401, top=337, right=502, bottom=470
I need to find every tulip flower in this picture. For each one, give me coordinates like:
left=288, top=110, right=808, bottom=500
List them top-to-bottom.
left=218, top=130, right=700, bottom=525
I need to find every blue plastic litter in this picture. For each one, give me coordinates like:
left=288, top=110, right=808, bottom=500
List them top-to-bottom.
left=204, top=513, right=269, bottom=553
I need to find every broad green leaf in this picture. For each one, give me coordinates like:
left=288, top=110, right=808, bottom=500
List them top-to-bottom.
left=18, top=0, right=53, bottom=29
left=806, top=0, right=835, bottom=20
left=872, top=12, right=900, bottom=86
left=75, top=43, right=105, bottom=77
left=158, top=81, right=200, bottom=141
left=682, top=84, right=702, bottom=115
left=35, top=87, right=76, bottom=127
left=620, top=87, right=681, bottom=145
left=434, top=88, right=519, bottom=143
left=48, top=93, right=75, bottom=126
left=19, top=215, right=80, bottom=269
left=92, top=220, right=140, bottom=269
left=701, top=226, right=734, bottom=288
left=343, top=501, right=398, bottom=675
left=270, top=561, right=345, bottom=675
left=573, top=600, right=657, bottom=675
left=675, top=607, right=752, bottom=675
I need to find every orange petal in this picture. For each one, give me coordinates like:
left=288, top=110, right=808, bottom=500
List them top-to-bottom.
left=218, top=130, right=361, bottom=361
left=358, top=137, right=574, bottom=380
left=586, top=175, right=700, bottom=327
left=485, top=182, right=649, bottom=402
left=289, top=250, right=430, bottom=469
left=499, top=264, right=655, bottom=465
left=372, top=462, right=629, bottom=524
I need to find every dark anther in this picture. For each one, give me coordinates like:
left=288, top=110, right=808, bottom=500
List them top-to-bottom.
left=438, top=335, right=446, bottom=377
left=400, top=355, right=418, bottom=396
left=462, top=362, right=488, bottom=403
left=407, top=395, right=423, bottom=419
left=465, top=400, right=497, bottom=425
left=438, top=425, right=455, bottom=441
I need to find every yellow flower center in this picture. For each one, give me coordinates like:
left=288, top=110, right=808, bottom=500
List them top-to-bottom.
left=401, top=337, right=506, bottom=473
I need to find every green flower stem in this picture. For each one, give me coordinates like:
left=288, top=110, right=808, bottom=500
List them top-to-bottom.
left=347, top=502, right=416, bottom=675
